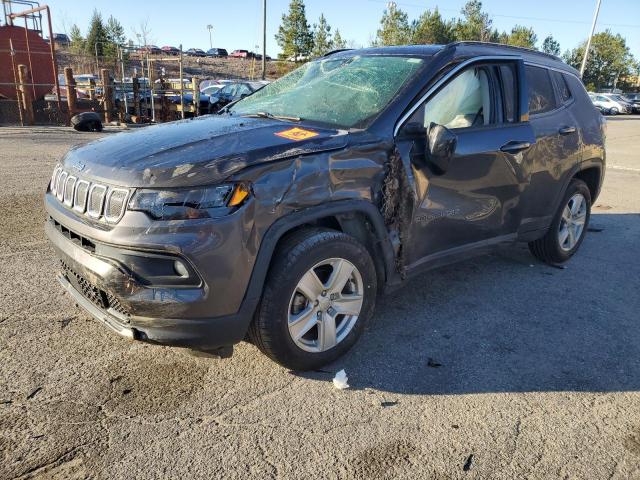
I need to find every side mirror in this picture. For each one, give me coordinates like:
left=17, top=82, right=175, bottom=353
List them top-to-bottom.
left=240, top=93, right=249, bottom=99
left=400, top=121, right=426, bottom=138
left=427, top=123, right=457, bottom=173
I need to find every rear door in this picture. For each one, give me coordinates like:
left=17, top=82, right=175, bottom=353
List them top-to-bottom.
left=395, top=59, right=536, bottom=266
left=517, top=65, right=581, bottom=230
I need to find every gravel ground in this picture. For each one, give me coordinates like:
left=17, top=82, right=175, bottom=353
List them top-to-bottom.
left=1, top=117, right=639, bottom=479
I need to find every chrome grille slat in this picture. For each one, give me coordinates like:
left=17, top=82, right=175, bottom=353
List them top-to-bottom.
left=51, top=165, right=62, bottom=195
left=50, top=166, right=128, bottom=224
left=56, top=171, right=67, bottom=201
left=63, top=176, right=76, bottom=206
left=74, top=180, right=90, bottom=213
left=87, top=184, right=107, bottom=219
left=105, top=188, right=128, bottom=223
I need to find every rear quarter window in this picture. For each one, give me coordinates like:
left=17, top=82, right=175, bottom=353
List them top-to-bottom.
left=525, top=65, right=557, bottom=115
left=550, top=71, right=572, bottom=104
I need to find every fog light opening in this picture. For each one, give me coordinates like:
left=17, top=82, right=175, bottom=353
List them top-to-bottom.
left=174, top=260, right=189, bottom=278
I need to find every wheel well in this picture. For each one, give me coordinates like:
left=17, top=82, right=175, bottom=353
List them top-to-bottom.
left=574, top=167, right=601, bottom=202
left=272, top=213, right=387, bottom=292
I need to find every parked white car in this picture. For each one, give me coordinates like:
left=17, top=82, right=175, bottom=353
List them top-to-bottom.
left=589, top=93, right=629, bottom=115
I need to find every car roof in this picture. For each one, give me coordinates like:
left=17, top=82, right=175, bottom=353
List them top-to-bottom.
left=327, top=41, right=578, bottom=76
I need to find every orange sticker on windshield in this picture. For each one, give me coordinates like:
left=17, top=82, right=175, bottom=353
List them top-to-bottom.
left=275, top=127, right=319, bottom=141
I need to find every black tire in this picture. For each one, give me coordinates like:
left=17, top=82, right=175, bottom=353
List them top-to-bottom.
left=528, top=178, right=591, bottom=265
left=249, top=228, right=377, bottom=370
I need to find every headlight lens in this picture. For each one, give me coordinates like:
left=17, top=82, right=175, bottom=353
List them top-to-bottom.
left=128, top=184, right=249, bottom=220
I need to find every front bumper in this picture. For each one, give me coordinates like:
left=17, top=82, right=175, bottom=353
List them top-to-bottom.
left=44, top=191, right=258, bottom=351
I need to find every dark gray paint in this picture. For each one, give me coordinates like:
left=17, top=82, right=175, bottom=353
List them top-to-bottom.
left=45, top=42, right=606, bottom=352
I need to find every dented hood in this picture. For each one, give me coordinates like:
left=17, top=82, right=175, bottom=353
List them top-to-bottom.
left=61, top=115, right=349, bottom=187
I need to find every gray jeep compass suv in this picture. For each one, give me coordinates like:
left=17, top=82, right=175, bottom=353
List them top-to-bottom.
left=45, top=42, right=606, bottom=370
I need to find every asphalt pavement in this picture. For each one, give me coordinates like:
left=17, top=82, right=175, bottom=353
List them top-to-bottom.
left=1, top=117, right=639, bottom=479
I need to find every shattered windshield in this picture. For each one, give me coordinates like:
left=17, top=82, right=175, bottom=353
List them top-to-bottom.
left=230, top=55, right=424, bottom=129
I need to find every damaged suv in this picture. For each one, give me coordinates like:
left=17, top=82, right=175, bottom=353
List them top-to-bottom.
left=45, top=43, right=605, bottom=370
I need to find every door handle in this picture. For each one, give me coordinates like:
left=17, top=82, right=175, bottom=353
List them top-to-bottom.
left=559, top=126, right=577, bottom=135
left=500, top=141, right=531, bottom=154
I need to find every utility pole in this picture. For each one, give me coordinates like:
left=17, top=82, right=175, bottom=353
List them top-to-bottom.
left=261, top=0, right=266, bottom=80
left=580, top=0, right=602, bottom=79
left=207, top=24, right=213, bottom=49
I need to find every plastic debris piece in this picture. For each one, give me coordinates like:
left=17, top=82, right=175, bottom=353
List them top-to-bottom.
left=427, top=358, right=443, bottom=368
left=333, top=369, right=350, bottom=389
left=26, top=387, right=42, bottom=400
left=463, top=453, right=474, bottom=471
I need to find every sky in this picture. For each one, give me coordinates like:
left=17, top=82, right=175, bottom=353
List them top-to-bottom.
left=43, top=0, right=640, bottom=59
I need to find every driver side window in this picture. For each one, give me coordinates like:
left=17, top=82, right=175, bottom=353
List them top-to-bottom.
left=411, top=67, right=493, bottom=130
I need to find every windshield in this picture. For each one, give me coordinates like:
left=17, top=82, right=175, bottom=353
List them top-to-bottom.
left=230, top=55, right=424, bottom=129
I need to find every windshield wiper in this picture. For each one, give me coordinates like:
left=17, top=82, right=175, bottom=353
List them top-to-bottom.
left=243, top=111, right=302, bottom=122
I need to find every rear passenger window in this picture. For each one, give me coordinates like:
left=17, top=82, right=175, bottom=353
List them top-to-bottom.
left=497, top=64, right=517, bottom=122
left=525, top=66, right=557, bottom=115
left=551, top=71, right=572, bottom=104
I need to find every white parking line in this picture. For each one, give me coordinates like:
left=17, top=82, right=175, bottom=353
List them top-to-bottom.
left=609, top=165, right=640, bottom=172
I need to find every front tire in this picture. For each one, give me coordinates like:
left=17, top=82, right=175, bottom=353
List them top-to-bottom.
left=528, top=179, right=591, bottom=265
left=249, top=228, right=377, bottom=370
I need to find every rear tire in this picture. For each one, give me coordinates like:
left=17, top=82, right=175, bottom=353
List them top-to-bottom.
left=609, top=107, right=619, bottom=116
left=528, top=179, right=591, bottom=265
left=249, top=228, right=377, bottom=370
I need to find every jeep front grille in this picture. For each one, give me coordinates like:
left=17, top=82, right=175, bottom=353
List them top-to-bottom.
left=50, top=164, right=129, bottom=224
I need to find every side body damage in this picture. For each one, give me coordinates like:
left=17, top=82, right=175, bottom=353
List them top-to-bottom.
left=44, top=42, right=606, bottom=358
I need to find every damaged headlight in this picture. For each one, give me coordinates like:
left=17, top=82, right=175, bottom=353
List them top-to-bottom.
left=128, top=183, right=250, bottom=220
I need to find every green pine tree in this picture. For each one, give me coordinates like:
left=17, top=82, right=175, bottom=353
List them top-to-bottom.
left=275, top=0, right=314, bottom=61
left=455, top=0, right=496, bottom=42
left=375, top=5, right=411, bottom=46
left=412, top=8, right=456, bottom=45
left=85, top=10, right=109, bottom=58
left=311, top=14, right=332, bottom=58
left=104, top=15, right=126, bottom=59
left=69, top=24, right=84, bottom=55
left=504, top=25, right=537, bottom=49
left=332, top=29, right=347, bottom=49
left=542, top=35, right=561, bottom=56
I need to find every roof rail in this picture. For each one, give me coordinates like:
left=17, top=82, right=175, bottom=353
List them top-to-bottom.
left=446, top=41, right=562, bottom=61
left=323, top=48, right=354, bottom=57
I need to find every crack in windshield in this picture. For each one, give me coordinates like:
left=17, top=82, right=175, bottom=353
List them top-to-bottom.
left=230, top=55, right=424, bottom=129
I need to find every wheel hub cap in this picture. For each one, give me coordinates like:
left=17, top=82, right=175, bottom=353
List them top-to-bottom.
left=558, top=193, right=587, bottom=252
left=287, top=258, right=364, bottom=353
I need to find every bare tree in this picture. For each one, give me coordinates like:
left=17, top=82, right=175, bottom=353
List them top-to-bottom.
left=56, top=11, right=72, bottom=35
left=132, top=17, right=153, bottom=46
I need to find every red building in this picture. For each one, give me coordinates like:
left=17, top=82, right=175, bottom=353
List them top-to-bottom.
left=0, top=24, right=54, bottom=100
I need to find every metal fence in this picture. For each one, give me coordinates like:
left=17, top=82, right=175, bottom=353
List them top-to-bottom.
left=1, top=40, right=296, bottom=127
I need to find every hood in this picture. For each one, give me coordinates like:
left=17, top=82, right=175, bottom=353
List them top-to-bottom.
left=61, top=115, right=349, bottom=188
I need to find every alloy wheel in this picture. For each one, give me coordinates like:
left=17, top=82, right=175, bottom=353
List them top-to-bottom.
left=558, top=193, right=587, bottom=252
left=287, top=258, right=364, bottom=353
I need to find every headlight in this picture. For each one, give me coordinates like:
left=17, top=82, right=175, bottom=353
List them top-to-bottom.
left=128, top=183, right=250, bottom=220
